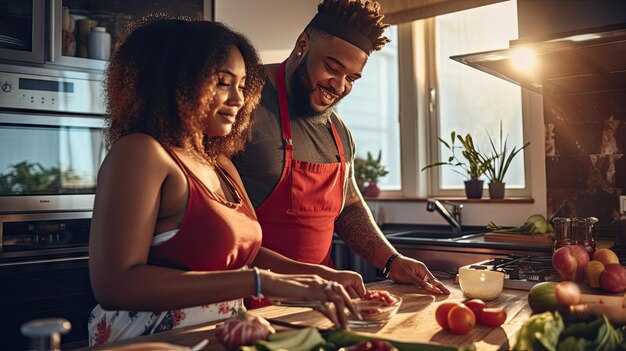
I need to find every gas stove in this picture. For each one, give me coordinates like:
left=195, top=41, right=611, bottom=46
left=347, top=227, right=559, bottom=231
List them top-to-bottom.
left=457, top=254, right=558, bottom=290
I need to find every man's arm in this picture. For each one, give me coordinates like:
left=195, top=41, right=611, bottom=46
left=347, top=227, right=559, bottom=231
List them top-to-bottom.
left=334, top=166, right=450, bottom=294
left=334, top=174, right=395, bottom=269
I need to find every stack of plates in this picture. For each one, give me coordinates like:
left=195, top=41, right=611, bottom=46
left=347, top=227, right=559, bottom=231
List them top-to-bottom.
left=0, top=34, right=26, bottom=49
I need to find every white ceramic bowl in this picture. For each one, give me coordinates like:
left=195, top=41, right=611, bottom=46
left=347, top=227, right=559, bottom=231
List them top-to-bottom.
left=458, top=267, right=505, bottom=301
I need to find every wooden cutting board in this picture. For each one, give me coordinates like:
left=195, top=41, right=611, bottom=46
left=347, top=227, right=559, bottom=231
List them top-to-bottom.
left=484, top=232, right=554, bottom=245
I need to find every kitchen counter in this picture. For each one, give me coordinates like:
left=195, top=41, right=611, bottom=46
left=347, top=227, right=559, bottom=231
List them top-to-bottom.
left=333, top=224, right=552, bottom=281
left=75, top=279, right=531, bottom=351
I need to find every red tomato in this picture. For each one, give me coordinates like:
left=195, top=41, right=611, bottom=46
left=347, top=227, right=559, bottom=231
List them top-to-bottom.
left=464, top=299, right=486, bottom=316
left=435, top=301, right=462, bottom=330
left=447, top=305, right=476, bottom=334
left=478, top=308, right=507, bottom=327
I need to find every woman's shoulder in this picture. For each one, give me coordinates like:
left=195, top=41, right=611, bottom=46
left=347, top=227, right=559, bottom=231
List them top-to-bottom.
left=103, top=133, right=173, bottom=173
left=108, top=133, right=169, bottom=158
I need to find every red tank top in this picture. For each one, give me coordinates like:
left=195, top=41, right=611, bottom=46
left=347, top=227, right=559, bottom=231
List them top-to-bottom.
left=148, top=148, right=262, bottom=271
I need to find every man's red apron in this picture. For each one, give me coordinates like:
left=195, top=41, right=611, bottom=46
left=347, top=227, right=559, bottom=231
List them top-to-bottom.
left=257, top=60, right=346, bottom=266
left=246, top=61, right=346, bottom=309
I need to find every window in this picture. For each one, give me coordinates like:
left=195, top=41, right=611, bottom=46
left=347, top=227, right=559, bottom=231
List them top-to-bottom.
left=431, top=0, right=526, bottom=195
left=337, top=1, right=530, bottom=198
left=336, top=26, right=400, bottom=191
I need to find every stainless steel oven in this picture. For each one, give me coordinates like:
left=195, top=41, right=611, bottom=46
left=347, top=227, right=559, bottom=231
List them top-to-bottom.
left=0, top=63, right=105, bottom=257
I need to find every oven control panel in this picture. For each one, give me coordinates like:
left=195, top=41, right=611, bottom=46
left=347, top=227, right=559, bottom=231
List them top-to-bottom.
left=0, top=65, right=105, bottom=115
left=0, top=212, right=92, bottom=255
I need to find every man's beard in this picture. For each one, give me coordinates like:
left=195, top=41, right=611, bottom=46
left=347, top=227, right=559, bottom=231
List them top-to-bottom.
left=290, top=55, right=344, bottom=124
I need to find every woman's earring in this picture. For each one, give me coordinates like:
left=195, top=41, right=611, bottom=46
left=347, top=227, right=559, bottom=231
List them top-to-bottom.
left=297, top=51, right=302, bottom=58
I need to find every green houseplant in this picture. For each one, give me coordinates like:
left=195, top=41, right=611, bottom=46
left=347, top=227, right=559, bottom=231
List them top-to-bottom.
left=481, top=121, right=530, bottom=199
left=422, top=131, right=493, bottom=199
left=354, top=150, right=389, bottom=197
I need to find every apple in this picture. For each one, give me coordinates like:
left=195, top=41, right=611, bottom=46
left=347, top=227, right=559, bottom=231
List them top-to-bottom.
left=552, top=245, right=590, bottom=281
left=593, top=248, right=619, bottom=266
left=599, top=264, right=626, bottom=293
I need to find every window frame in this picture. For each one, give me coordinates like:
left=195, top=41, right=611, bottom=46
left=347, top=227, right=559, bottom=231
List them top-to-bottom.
left=395, top=19, right=538, bottom=199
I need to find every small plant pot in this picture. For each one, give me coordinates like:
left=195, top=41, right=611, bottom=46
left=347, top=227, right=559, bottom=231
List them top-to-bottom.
left=464, top=179, right=484, bottom=199
left=363, top=181, right=381, bottom=197
left=488, top=181, right=505, bottom=199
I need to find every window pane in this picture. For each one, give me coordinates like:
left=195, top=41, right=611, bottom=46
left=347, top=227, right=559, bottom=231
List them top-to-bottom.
left=436, top=1, right=526, bottom=189
left=337, top=26, right=400, bottom=190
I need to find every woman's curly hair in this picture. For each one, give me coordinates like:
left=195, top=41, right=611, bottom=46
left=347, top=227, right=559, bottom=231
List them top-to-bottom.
left=315, top=0, right=390, bottom=52
left=105, top=14, right=264, bottom=163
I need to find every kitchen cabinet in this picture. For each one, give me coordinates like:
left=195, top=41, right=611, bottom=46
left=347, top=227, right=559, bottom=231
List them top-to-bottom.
left=0, top=255, right=95, bottom=351
left=74, top=278, right=532, bottom=351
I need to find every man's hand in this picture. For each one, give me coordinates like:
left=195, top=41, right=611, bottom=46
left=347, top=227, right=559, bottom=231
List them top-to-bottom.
left=388, top=255, right=450, bottom=294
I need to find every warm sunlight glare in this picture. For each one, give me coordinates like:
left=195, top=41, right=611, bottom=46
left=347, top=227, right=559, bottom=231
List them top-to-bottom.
left=564, top=33, right=601, bottom=42
left=510, top=47, right=535, bottom=71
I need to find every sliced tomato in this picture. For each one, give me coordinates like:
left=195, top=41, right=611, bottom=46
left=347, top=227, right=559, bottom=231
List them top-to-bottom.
left=464, top=299, right=486, bottom=316
left=435, top=301, right=462, bottom=331
left=447, top=305, right=476, bottom=334
left=478, top=308, right=507, bottom=327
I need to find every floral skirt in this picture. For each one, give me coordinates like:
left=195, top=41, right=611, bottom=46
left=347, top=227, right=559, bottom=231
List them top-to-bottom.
left=88, top=299, right=242, bottom=346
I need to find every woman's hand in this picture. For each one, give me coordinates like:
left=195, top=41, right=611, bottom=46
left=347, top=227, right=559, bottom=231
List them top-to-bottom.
left=321, top=269, right=366, bottom=298
left=260, top=271, right=361, bottom=329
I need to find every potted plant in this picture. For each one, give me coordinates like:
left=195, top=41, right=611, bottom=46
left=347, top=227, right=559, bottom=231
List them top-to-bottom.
left=481, top=121, right=530, bottom=199
left=422, top=131, right=492, bottom=199
left=354, top=150, right=389, bottom=197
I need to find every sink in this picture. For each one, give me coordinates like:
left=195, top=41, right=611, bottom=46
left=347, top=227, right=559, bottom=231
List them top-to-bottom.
left=381, top=224, right=485, bottom=240
left=387, top=230, right=483, bottom=240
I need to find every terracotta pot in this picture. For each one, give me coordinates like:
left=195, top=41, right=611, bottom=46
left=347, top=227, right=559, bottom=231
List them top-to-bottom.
left=464, top=179, right=484, bottom=199
left=363, top=181, right=381, bottom=197
left=488, top=181, right=505, bottom=199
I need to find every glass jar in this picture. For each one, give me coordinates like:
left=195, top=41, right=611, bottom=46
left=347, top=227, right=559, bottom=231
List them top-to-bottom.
left=552, top=217, right=571, bottom=253
left=571, top=217, right=597, bottom=259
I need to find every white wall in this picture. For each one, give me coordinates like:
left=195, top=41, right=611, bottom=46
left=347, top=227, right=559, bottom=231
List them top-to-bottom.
left=214, top=0, right=318, bottom=63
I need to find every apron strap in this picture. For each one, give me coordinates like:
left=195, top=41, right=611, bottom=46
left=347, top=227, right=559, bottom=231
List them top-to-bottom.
left=329, top=120, right=346, bottom=164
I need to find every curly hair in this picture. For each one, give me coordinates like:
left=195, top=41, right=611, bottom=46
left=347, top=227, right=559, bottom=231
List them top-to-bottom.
left=312, top=0, right=390, bottom=52
left=104, top=14, right=264, bottom=163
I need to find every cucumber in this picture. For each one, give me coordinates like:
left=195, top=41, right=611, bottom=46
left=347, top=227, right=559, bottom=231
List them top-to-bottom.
left=528, top=282, right=559, bottom=314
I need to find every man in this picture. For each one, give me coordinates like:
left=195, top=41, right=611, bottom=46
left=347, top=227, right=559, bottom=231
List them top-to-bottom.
left=233, top=0, right=449, bottom=295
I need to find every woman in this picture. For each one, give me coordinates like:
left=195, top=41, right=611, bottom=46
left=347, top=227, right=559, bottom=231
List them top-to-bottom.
left=88, top=15, right=364, bottom=345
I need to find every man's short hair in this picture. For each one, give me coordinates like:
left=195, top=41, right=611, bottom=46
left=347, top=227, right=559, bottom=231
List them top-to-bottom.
left=307, top=0, right=390, bottom=54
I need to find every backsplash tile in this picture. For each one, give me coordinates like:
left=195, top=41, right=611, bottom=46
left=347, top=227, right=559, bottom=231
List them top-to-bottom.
left=544, top=91, right=626, bottom=225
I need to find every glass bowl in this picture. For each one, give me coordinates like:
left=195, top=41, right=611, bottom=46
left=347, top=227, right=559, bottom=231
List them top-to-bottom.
left=458, top=267, right=505, bottom=301
left=348, top=292, right=402, bottom=328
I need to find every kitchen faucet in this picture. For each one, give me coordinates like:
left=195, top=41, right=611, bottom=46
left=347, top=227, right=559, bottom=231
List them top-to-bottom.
left=427, top=199, right=463, bottom=233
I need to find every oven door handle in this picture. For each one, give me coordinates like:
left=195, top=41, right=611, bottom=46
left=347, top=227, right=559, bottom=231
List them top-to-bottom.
left=0, top=256, right=88, bottom=268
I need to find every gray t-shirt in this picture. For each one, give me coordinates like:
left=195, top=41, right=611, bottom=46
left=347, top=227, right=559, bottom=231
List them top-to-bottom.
left=232, top=76, right=355, bottom=208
